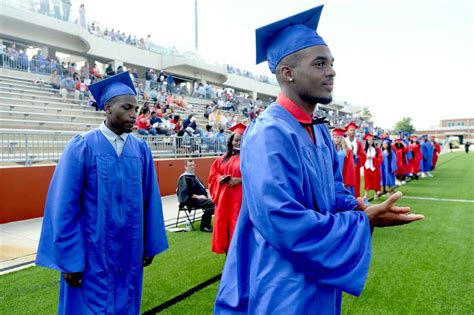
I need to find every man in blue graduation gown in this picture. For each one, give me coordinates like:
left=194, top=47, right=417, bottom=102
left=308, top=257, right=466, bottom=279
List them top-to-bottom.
left=214, top=5, right=424, bottom=314
left=36, top=72, right=168, bottom=314
left=420, top=135, right=434, bottom=177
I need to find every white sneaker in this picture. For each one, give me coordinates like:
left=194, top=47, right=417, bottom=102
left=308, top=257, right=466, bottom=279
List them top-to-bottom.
left=421, top=173, right=427, bottom=178
left=427, top=173, right=433, bottom=177
left=402, top=181, right=406, bottom=185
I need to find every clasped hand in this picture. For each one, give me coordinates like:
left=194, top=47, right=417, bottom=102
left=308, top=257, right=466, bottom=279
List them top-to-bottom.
left=357, top=191, right=425, bottom=228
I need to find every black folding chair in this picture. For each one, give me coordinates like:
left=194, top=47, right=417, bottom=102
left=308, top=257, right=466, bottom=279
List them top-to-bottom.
left=175, top=202, right=198, bottom=231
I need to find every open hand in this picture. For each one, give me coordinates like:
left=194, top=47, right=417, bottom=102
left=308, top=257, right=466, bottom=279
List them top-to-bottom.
left=363, top=191, right=425, bottom=228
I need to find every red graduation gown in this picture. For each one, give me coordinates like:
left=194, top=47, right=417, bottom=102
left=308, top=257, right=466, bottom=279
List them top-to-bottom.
left=409, top=143, right=422, bottom=174
left=432, top=143, right=441, bottom=169
left=343, top=147, right=356, bottom=189
left=364, top=147, right=382, bottom=191
left=209, top=154, right=243, bottom=254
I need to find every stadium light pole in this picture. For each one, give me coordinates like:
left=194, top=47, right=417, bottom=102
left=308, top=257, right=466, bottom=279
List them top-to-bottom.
left=194, top=0, right=199, bottom=52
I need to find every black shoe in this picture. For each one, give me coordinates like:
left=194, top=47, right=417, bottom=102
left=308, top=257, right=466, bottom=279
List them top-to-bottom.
left=200, top=227, right=213, bottom=233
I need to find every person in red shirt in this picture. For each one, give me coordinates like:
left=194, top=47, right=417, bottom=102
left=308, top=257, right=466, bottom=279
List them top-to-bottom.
left=137, top=107, right=157, bottom=136
left=345, top=122, right=366, bottom=197
left=208, top=123, right=246, bottom=254
left=332, top=128, right=356, bottom=195
left=363, top=133, right=382, bottom=199
left=431, top=136, right=441, bottom=169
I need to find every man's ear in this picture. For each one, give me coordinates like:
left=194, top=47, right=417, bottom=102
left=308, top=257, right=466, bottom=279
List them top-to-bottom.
left=278, top=65, right=294, bottom=83
left=104, top=102, right=112, bottom=114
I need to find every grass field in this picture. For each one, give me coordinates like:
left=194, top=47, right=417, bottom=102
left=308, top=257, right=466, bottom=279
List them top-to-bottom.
left=1, top=151, right=473, bottom=314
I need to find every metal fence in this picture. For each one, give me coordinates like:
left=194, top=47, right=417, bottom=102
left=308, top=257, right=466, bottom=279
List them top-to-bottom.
left=0, top=54, right=61, bottom=76
left=0, top=130, right=227, bottom=165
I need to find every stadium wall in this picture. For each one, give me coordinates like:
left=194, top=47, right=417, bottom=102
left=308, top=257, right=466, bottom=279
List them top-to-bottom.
left=0, top=157, right=217, bottom=223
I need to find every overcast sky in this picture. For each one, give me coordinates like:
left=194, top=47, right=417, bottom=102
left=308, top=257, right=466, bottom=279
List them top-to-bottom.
left=70, top=0, right=473, bottom=130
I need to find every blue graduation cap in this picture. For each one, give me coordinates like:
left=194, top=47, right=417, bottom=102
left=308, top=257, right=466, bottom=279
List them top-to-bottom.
left=256, top=4, right=326, bottom=73
left=89, top=71, right=137, bottom=110
left=382, top=138, right=392, bottom=144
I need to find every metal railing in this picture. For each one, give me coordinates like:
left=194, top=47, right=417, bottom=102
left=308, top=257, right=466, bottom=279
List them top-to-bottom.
left=0, top=54, right=61, bottom=76
left=0, top=130, right=227, bottom=165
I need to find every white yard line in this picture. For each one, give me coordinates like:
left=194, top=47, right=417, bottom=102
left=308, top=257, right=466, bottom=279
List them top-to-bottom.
left=402, top=196, right=474, bottom=203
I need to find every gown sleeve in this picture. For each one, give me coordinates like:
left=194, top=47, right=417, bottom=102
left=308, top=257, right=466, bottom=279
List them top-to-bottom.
left=242, top=123, right=371, bottom=296
left=35, top=135, right=87, bottom=273
left=141, top=142, right=168, bottom=257
left=208, top=158, right=223, bottom=203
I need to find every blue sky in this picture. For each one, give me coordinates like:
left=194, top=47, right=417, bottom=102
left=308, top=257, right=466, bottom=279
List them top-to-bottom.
left=75, top=0, right=473, bottom=130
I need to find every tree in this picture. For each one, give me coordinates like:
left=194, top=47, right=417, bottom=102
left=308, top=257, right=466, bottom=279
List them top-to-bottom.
left=360, top=107, right=373, bottom=120
left=394, top=117, right=415, bottom=134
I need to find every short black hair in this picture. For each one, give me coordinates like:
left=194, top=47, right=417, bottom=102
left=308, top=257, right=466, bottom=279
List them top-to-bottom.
left=275, top=50, right=304, bottom=82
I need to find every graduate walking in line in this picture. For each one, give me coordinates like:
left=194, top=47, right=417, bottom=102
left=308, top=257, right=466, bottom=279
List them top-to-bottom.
left=214, top=5, right=424, bottom=314
left=36, top=72, right=168, bottom=315
left=345, top=122, right=366, bottom=197
left=208, top=123, right=246, bottom=254
left=333, top=127, right=356, bottom=196
left=363, top=133, right=382, bottom=199
left=409, top=135, right=422, bottom=179
left=421, top=135, right=434, bottom=177
left=431, top=136, right=441, bottom=170
left=381, top=138, right=397, bottom=195
left=393, top=139, right=409, bottom=186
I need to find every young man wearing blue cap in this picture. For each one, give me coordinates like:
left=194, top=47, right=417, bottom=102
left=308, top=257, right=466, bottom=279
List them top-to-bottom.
left=214, top=5, right=424, bottom=314
left=36, top=72, right=168, bottom=314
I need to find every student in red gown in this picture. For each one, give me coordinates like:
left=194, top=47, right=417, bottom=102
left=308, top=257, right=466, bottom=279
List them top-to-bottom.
left=345, top=122, right=366, bottom=197
left=208, top=123, right=246, bottom=254
left=332, top=128, right=356, bottom=195
left=363, top=133, right=382, bottom=199
left=409, top=135, right=422, bottom=179
left=431, top=136, right=441, bottom=170
left=393, top=139, right=409, bottom=186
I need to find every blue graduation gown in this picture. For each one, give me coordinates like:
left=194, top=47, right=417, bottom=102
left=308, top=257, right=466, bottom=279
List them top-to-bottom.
left=214, top=103, right=372, bottom=314
left=36, top=129, right=168, bottom=315
left=420, top=141, right=433, bottom=172
left=381, top=150, right=397, bottom=187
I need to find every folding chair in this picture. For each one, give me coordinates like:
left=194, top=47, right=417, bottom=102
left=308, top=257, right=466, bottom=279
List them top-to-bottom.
left=175, top=202, right=198, bottom=231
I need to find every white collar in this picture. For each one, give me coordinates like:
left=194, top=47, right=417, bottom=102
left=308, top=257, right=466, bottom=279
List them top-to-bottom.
left=99, top=121, right=129, bottom=142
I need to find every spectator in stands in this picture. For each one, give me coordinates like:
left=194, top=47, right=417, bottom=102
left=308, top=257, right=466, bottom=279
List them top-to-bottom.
left=39, top=0, right=50, bottom=15
left=52, top=0, right=61, bottom=19
left=62, top=0, right=71, bottom=21
left=78, top=4, right=86, bottom=28
left=145, top=35, right=151, bottom=50
left=18, top=50, right=29, bottom=71
left=79, top=62, right=89, bottom=79
left=89, top=63, right=102, bottom=79
left=105, top=63, right=115, bottom=77
left=116, top=65, right=124, bottom=74
left=132, top=68, right=139, bottom=80
left=49, top=69, right=60, bottom=90
left=36, top=72, right=168, bottom=314
left=59, top=73, right=80, bottom=102
left=166, top=74, right=175, bottom=93
left=75, top=76, right=89, bottom=99
left=148, top=87, right=159, bottom=102
left=203, top=104, right=212, bottom=119
left=137, top=107, right=157, bottom=136
left=170, top=115, right=182, bottom=132
left=208, top=123, right=246, bottom=254
left=215, top=128, right=226, bottom=153
left=177, top=160, right=214, bottom=232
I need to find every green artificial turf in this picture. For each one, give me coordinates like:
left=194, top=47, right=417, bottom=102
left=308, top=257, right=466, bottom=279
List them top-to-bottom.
left=1, top=152, right=472, bottom=314
left=0, top=221, right=225, bottom=314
